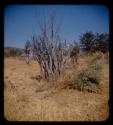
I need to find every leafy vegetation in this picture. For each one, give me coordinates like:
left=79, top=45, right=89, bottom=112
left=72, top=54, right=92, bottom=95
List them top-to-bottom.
left=80, top=32, right=109, bottom=53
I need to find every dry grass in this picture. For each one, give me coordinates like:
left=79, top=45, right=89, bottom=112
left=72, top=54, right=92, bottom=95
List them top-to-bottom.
left=4, top=55, right=109, bottom=121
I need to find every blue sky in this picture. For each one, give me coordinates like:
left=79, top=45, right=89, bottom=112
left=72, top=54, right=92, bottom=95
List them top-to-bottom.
left=4, top=5, right=109, bottom=49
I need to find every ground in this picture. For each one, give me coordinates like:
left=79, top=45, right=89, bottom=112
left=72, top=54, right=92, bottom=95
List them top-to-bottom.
left=4, top=56, right=109, bottom=121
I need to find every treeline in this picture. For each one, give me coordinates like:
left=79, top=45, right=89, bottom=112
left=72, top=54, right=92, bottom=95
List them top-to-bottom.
left=4, top=48, right=22, bottom=57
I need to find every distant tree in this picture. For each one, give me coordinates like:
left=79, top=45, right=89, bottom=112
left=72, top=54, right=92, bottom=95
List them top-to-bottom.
left=79, top=32, right=109, bottom=53
left=80, top=32, right=95, bottom=52
left=94, top=33, right=109, bottom=53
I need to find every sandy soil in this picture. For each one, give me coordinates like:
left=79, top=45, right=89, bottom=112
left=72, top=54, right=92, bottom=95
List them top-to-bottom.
left=4, top=57, right=109, bottom=121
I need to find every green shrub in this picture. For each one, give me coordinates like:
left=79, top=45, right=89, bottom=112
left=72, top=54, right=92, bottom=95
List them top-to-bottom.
left=62, top=53, right=104, bottom=93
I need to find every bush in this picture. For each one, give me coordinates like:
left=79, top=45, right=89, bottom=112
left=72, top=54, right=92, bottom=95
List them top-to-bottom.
left=70, top=46, right=80, bottom=64
left=62, top=53, right=104, bottom=93
left=77, top=68, right=102, bottom=92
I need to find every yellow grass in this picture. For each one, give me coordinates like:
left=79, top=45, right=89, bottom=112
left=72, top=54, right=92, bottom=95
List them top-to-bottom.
left=4, top=56, right=109, bottom=121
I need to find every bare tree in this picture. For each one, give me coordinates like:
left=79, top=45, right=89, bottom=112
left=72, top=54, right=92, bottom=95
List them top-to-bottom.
left=30, top=13, right=68, bottom=81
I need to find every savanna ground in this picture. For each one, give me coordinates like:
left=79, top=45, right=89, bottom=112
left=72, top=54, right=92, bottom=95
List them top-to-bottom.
left=4, top=54, right=109, bottom=121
